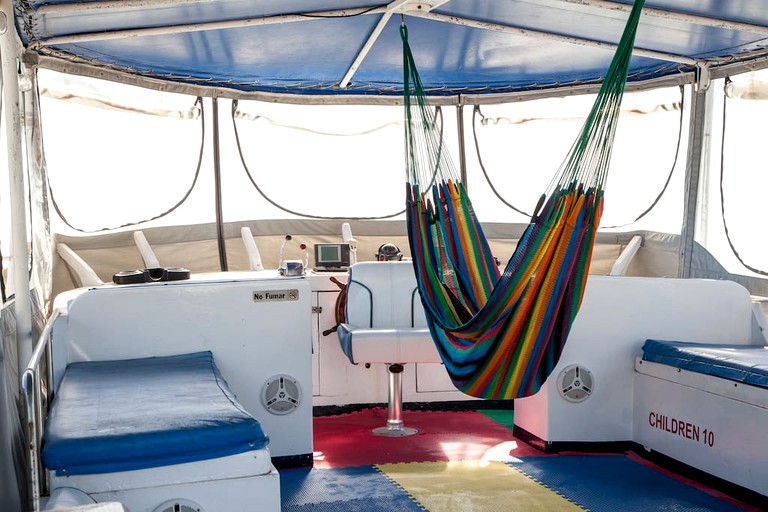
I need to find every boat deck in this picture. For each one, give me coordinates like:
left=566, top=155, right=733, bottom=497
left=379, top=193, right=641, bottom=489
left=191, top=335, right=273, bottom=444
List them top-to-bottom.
left=280, top=407, right=764, bottom=511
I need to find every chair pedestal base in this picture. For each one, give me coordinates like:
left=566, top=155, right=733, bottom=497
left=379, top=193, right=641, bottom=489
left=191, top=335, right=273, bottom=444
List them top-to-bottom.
left=373, top=364, right=418, bottom=437
left=372, top=424, right=418, bottom=437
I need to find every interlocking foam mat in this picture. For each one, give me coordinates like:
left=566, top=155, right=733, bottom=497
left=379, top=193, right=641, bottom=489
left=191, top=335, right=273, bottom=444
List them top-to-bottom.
left=282, top=408, right=760, bottom=511
left=312, top=408, right=539, bottom=469
left=510, top=455, right=750, bottom=512
left=282, top=457, right=751, bottom=512
left=379, top=460, right=584, bottom=512
left=280, top=466, right=424, bottom=512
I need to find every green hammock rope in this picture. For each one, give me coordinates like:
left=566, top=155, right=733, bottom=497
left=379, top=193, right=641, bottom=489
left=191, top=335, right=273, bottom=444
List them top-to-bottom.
left=404, top=0, right=645, bottom=399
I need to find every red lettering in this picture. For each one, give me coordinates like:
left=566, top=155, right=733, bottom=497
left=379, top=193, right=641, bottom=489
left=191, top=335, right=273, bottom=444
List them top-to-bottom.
left=647, top=411, right=711, bottom=447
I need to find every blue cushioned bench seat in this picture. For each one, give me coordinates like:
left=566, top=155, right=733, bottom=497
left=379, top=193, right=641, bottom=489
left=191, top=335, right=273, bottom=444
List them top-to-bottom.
left=641, top=339, right=768, bottom=389
left=42, top=351, right=269, bottom=476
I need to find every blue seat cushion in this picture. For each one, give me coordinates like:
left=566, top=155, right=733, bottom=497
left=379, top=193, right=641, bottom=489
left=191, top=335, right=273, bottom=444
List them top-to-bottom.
left=641, top=339, right=768, bottom=389
left=42, top=351, right=268, bottom=476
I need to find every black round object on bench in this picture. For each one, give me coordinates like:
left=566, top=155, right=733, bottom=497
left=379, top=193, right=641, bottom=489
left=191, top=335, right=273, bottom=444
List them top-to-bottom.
left=113, top=267, right=190, bottom=285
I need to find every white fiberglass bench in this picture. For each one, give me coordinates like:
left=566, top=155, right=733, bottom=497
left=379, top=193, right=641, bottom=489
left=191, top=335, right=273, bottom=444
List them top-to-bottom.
left=338, top=261, right=440, bottom=436
left=634, top=338, right=768, bottom=497
left=41, top=351, right=280, bottom=512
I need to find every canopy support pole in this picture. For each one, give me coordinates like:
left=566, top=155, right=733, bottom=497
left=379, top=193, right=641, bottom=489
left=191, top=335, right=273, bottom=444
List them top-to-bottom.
left=339, top=0, right=412, bottom=88
left=561, top=0, right=768, bottom=36
left=0, top=3, right=33, bottom=386
left=409, top=10, right=694, bottom=65
left=679, top=65, right=713, bottom=278
left=212, top=97, right=227, bottom=271
left=456, top=104, right=468, bottom=186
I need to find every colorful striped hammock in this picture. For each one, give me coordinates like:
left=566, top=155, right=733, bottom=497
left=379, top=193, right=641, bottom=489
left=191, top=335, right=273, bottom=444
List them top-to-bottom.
left=404, top=1, right=645, bottom=399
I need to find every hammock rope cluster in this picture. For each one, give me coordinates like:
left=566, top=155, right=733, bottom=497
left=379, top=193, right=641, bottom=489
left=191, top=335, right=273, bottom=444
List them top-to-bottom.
left=404, top=0, right=645, bottom=399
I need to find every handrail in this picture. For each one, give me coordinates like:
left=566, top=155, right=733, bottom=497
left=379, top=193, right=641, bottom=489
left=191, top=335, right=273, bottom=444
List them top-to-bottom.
left=241, top=227, right=264, bottom=271
left=133, top=231, right=161, bottom=269
left=609, top=235, right=643, bottom=276
left=56, top=243, right=104, bottom=287
left=347, top=279, right=373, bottom=328
left=410, top=288, right=420, bottom=328
left=21, top=309, right=61, bottom=512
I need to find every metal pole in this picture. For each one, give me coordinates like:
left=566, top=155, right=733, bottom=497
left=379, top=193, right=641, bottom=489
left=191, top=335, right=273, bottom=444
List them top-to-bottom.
left=339, top=0, right=411, bottom=88
left=561, top=0, right=768, bottom=36
left=0, top=2, right=33, bottom=384
left=37, top=6, right=388, bottom=46
left=409, top=10, right=695, bottom=65
left=679, top=66, right=712, bottom=278
left=212, top=97, right=227, bottom=271
left=456, top=104, right=468, bottom=186
left=21, top=310, right=59, bottom=512
left=372, top=364, right=417, bottom=437
left=387, top=367, right=404, bottom=428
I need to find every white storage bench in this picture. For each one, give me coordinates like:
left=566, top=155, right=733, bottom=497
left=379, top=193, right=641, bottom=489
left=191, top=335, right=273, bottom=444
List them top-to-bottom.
left=633, top=339, right=768, bottom=498
left=41, top=351, right=280, bottom=511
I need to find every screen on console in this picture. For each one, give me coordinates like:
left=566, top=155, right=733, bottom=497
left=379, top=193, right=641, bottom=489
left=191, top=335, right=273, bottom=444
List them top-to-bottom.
left=314, top=243, right=350, bottom=269
left=318, top=244, right=341, bottom=263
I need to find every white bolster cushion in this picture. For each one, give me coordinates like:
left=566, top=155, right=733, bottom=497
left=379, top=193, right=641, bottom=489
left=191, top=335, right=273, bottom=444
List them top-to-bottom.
left=347, top=327, right=439, bottom=364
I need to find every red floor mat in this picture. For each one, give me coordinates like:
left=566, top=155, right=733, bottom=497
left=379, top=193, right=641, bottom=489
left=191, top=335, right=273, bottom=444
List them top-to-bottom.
left=312, top=408, right=541, bottom=468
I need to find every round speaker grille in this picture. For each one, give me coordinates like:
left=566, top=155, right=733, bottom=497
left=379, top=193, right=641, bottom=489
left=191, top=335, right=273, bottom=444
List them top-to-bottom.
left=557, top=364, right=594, bottom=403
left=262, top=374, right=302, bottom=415
left=152, top=498, right=203, bottom=512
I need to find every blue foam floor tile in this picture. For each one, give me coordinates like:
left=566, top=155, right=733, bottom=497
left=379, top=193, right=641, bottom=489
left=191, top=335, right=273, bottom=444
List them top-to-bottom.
left=511, top=456, right=748, bottom=512
left=280, top=466, right=424, bottom=511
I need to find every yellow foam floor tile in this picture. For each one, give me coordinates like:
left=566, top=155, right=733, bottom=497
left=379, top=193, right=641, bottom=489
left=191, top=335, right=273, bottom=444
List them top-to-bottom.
left=378, top=460, right=585, bottom=512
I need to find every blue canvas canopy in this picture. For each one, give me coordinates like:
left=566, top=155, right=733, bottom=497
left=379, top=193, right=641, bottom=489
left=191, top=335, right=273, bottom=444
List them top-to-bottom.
left=11, top=0, right=768, bottom=102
